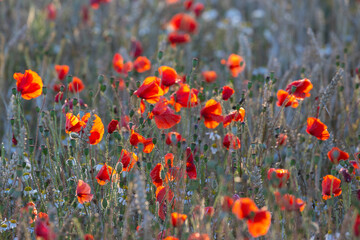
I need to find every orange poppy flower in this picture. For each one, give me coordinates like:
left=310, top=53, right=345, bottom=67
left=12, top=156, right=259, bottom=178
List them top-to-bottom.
left=90, top=0, right=111, bottom=9
left=184, top=0, right=193, bottom=9
left=168, top=13, right=198, bottom=34
left=168, top=32, right=191, bottom=46
left=113, top=53, right=133, bottom=75
left=223, top=54, right=246, bottom=77
left=134, top=56, right=151, bottom=73
left=55, top=65, right=69, bottom=81
left=158, top=66, right=178, bottom=87
left=14, top=70, right=43, bottom=100
left=202, top=71, right=217, bottom=83
left=134, top=76, right=164, bottom=104
left=68, top=77, right=85, bottom=93
left=285, top=78, right=313, bottom=99
left=169, top=83, right=199, bottom=112
left=222, top=86, right=234, bottom=101
left=276, top=89, right=299, bottom=108
left=150, top=98, right=181, bottom=129
left=200, top=99, right=224, bottom=129
left=223, top=108, right=245, bottom=127
left=65, top=113, right=104, bottom=145
left=306, top=117, right=330, bottom=140
left=129, top=130, right=155, bottom=153
left=165, top=132, right=182, bottom=145
left=223, top=133, right=241, bottom=150
left=277, top=133, right=287, bottom=146
left=186, top=147, right=197, bottom=179
left=327, top=147, right=349, bottom=164
left=119, top=149, right=138, bottom=172
left=96, top=163, right=116, bottom=185
left=151, top=163, right=163, bottom=188
left=267, top=168, right=290, bottom=188
left=322, top=175, right=342, bottom=200
left=76, top=180, right=94, bottom=204
left=274, top=191, right=306, bottom=212
left=222, top=196, right=234, bottom=212
left=232, top=198, right=259, bottom=220
left=21, top=202, right=38, bottom=224
left=204, top=206, right=215, bottom=217
left=246, top=209, right=271, bottom=238
left=38, top=212, right=49, bottom=225
left=171, top=212, right=187, bottom=227
left=354, top=214, right=360, bottom=237
left=187, top=233, right=210, bottom=240
left=84, top=234, right=95, bottom=240
left=163, top=237, right=179, bottom=240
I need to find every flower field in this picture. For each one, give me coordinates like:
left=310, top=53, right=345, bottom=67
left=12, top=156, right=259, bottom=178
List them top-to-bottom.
left=1, top=0, right=360, bottom=239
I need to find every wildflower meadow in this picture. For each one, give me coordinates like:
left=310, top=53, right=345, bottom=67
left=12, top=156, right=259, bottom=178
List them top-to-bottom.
left=1, top=0, right=360, bottom=239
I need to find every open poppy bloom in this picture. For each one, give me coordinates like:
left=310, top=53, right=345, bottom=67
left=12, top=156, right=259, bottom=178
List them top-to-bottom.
left=90, top=0, right=111, bottom=9
left=192, top=2, right=204, bottom=17
left=168, top=13, right=198, bottom=34
left=168, top=31, right=191, bottom=46
left=113, top=53, right=133, bottom=75
left=223, top=54, right=246, bottom=77
left=134, top=56, right=151, bottom=73
left=55, top=65, right=69, bottom=81
left=158, top=66, right=178, bottom=87
left=14, top=70, right=43, bottom=100
left=202, top=71, right=217, bottom=83
left=134, top=76, right=164, bottom=104
left=68, top=77, right=85, bottom=93
left=285, top=78, right=313, bottom=99
left=169, top=83, right=199, bottom=112
left=222, top=86, right=234, bottom=100
left=276, top=89, right=299, bottom=108
left=149, top=98, right=181, bottom=129
left=200, top=99, right=224, bottom=129
left=223, top=108, right=245, bottom=127
left=65, top=112, right=104, bottom=145
left=306, top=117, right=330, bottom=140
left=107, top=119, right=119, bottom=134
left=129, top=130, right=155, bottom=153
left=165, top=132, right=183, bottom=145
left=223, top=133, right=241, bottom=150
left=277, top=133, right=287, bottom=146
left=186, top=147, right=197, bottom=179
left=327, top=147, right=349, bottom=164
left=119, top=149, right=138, bottom=172
left=96, top=163, right=116, bottom=185
left=151, top=163, right=163, bottom=187
left=267, top=168, right=290, bottom=188
left=322, top=175, right=342, bottom=200
left=76, top=180, right=94, bottom=204
left=156, top=186, right=175, bottom=220
left=274, top=191, right=306, bottom=212
left=222, top=196, right=235, bottom=212
left=232, top=198, right=259, bottom=220
left=21, top=202, right=38, bottom=224
left=204, top=206, right=215, bottom=217
left=37, top=212, right=49, bottom=226
left=171, top=212, right=187, bottom=227
left=354, top=214, right=360, bottom=237
left=35, top=219, right=56, bottom=240
left=187, top=233, right=210, bottom=240
left=84, top=234, right=95, bottom=240
left=163, top=237, right=179, bottom=240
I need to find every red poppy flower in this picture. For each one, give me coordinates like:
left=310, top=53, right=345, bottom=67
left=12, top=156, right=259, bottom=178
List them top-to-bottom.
left=90, top=0, right=111, bottom=9
left=184, top=0, right=193, bottom=9
left=46, top=3, right=57, bottom=20
left=192, top=3, right=204, bottom=17
left=81, top=6, right=90, bottom=24
left=168, top=13, right=197, bottom=34
left=168, top=32, right=191, bottom=46
left=130, top=39, right=143, bottom=58
left=112, top=53, right=133, bottom=75
left=223, top=54, right=246, bottom=77
left=134, top=56, right=151, bottom=73
left=55, top=65, right=69, bottom=81
left=158, top=66, right=178, bottom=87
left=14, top=70, right=43, bottom=100
left=202, top=71, right=217, bottom=83
left=134, top=76, right=164, bottom=104
left=68, top=77, right=85, bottom=93
left=285, top=78, right=313, bottom=99
left=52, top=83, right=63, bottom=92
left=169, top=83, right=199, bottom=112
left=222, top=86, right=234, bottom=101
left=276, top=89, right=299, bottom=108
left=55, top=92, right=64, bottom=103
left=150, top=98, right=181, bottom=129
left=200, top=99, right=224, bottom=129
left=223, top=108, right=245, bottom=127
left=121, top=115, right=130, bottom=130
left=306, top=117, right=330, bottom=140
left=107, top=119, right=119, bottom=134
left=129, top=130, right=155, bottom=153
left=165, top=132, right=182, bottom=145
left=223, top=133, right=241, bottom=150
left=277, top=133, right=287, bottom=146
left=186, top=147, right=197, bottom=179
left=327, top=147, right=349, bottom=164
left=119, top=149, right=138, bottom=172
left=96, top=163, right=116, bottom=185
left=151, top=163, right=163, bottom=188
left=267, top=168, right=290, bottom=188
left=322, top=175, right=342, bottom=200
left=76, top=180, right=94, bottom=204
left=156, top=186, right=175, bottom=220
left=274, top=191, right=306, bottom=212
left=222, top=196, right=234, bottom=212
left=232, top=198, right=259, bottom=220
left=21, top=202, right=38, bottom=224
left=204, top=206, right=215, bottom=217
left=246, top=209, right=271, bottom=238
left=37, top=212, right=49, bottom=226
left=171, top=212, right=187, bottom=227
left=354, top=214, right=360, bottom=237
left=35, top=219, right=56, bottom=240
left=187, top=233, right=210, bottom=240
left=84, top=234, right=95, bottom=240
left=163, top=237, right=179, bottom=240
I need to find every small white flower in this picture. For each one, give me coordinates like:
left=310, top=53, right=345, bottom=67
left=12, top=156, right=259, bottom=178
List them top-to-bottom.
left=206, top=132, right=221, bottom=141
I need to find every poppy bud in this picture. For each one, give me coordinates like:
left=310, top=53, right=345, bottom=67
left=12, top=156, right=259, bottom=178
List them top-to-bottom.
left=158, top=51, right=163, bottom=60
left=192, top=58, right=198, bottom=68
left=98, top=74, right=104, bottom=84
left=66, top=75, right=73, bottom=84
left=248, top=82, right=252, bottom=90
left=100, top=84, right=106, bottom=92
left=60, top=85, right=65, bottom=92
left=12, top=87, right=17, bottom=96
left=42, top=87, right=47, bottom=95
left=72, top=98, right=78, bottom=106
left=129, top=110, right=135, bottom=118
left=10, top=118, right=15, bottom=126
left=107, top=120, right=119, bottom=134
left=39, top=125, right=44, bottom=133
left=44, top=129, right=49, bottom=138
left=114, top=131, right=121, bottom=140
left=70, top=132, right=80, bottom=139
left=161, top=133, right=166, bottom=140
left=29, top=138, right=34, bottom=145
left=152, top=138, right=157, bottom=145
left=191, top=142, right=196, bottom=151
left=204, top=144, right=209, bottom=151
left=29, top=145, right=34, bottom=153
left=41, top=145, right=48, bottom=155
left=84, top=148, right=89, bottom=156
left=116, top=162, right=123, bottom=173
